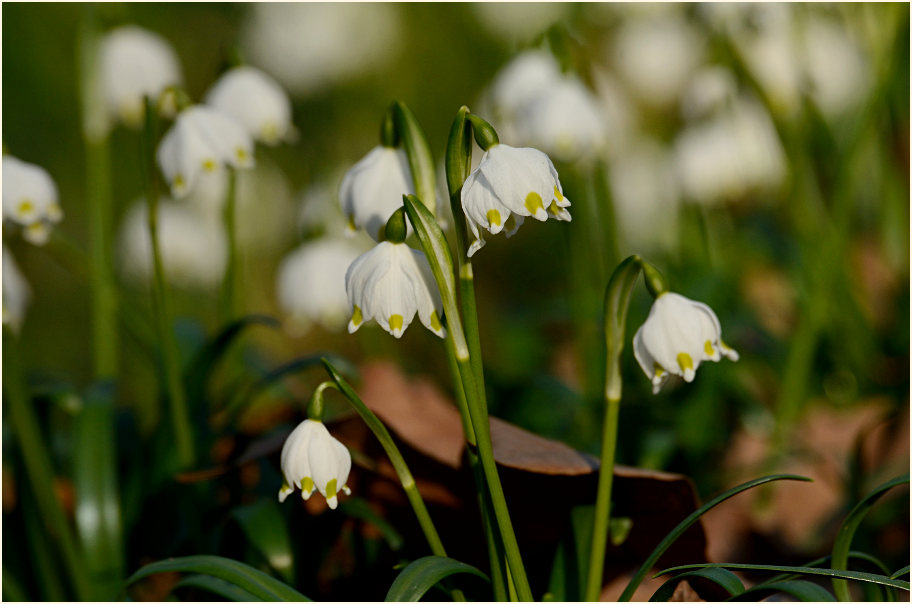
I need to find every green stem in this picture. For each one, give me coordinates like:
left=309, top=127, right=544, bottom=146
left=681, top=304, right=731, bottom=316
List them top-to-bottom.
left=79, top=9, right=118, bottom=380
left=141, top=97, right=194, bottom=469
left=221, top=168, right=240, bottom=322
left=585, top=255, right=644, bottom=601
left=3, top=329, right=92, bottom=600
left=318, top=368, right=464, bottom=601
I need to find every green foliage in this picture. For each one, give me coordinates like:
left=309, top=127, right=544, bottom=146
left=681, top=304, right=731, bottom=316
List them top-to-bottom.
left=384, top=556, right=488, bottom=602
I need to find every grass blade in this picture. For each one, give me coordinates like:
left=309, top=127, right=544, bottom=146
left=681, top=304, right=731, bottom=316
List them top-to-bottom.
left=832, top=473, right=910, bottom=600
left=619, top=474, right=811, bottom=600
left=232, top=500, right=294, bottom=582
left=125, top=554, right=311, bottom=601
left=384, top=556, right=488, bottom=602
left=654, top=563, right=910, bottom=591
left=891, top=566, right=910, bottom=580
left=650, top=567, right=745, bottom=601
left=176, top=574, right=264, bottom=601
left=731, top=580, right=836, bottom=602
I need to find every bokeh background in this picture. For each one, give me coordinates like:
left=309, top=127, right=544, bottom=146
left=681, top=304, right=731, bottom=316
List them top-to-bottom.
left=3, top=2, right=909, bottom=601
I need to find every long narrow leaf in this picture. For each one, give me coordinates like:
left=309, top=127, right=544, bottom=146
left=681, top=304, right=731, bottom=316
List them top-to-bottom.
left=393, top=101, right=437, bottom=217
left=183, top=314, right=278, bottom=403
left=73, top=381, right=123, bottom=600
left=832, top=473, right=909, bottom=600
left=619, top=474, right=811, bottom=600
left=232, top=500, right=294, bottom=582
left=125, top=555, right=311, bottom=601
left=384, top=556, right=488, bottom=602
left=654, top=563, right=910, bottom=591
left=891, top=566, right=910, bottom=580
left=649, top=567, right=745, bottom=601
left=176, top=574, right=264, bottom=602
left=731, top=580, right=836, bottom=602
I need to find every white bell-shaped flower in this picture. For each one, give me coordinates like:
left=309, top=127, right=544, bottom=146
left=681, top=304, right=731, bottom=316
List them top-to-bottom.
left=99, top=26, right=182, bottom=130
left=489, top=50, right=562, bottom=119
left=205, top=66, right=295, bottom=145
left=515, top=76, right=608, bottom=163
left=157, top=105, right=255, bottom=198
left=460, top=143, right=570, bottom=257
left=339, top=146, right=414, bottom=241
left=2, top=156, right=63, bottom=246
left=117, top=198, right=228, bottom=290
left=276, top=237, right=369, bottom=334
left=345, top=241, right=444, bottom=339
left=2, top=247, right=31, bottom=333
left=633, top=292, right=739, bottom=394
left=278, top=419, right=352, bottom=509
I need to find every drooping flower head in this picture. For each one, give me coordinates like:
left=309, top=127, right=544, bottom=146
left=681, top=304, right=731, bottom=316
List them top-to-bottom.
left=99, top=25, right=183, bottom=130
left=205, top=66, right=295, bottom=145
left=156, top=105, right=255, bottom=198
left=461, top=143, right=570, bottom=257
left=339, top=146, right=414, bottom=241
left=2, top=156, right=63, bottom=245
left=117, top=198, right=228, bottom=290
left=276, top=237, right=368, bottom=334
left=345, top=241, right=444, bottom=339
left=3, top=247, right=31, bottom=333
left=633, top=292, right=738, bottom=394
left=278, top=419, right=352, bottom=509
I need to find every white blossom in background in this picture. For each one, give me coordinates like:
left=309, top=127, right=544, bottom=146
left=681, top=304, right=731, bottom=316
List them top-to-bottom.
left=241, top=3, right=402, bottom=96
left=472, top=3, right=566, bottom=43
left=612, top=13, right=704, bottom=107
left=803, top=16, right=869, bottom=118
left=99, top=26, right=182, bottom=131
left=489, top=51, right=563, bottom=120
left=205, top=66, right=296, bottom=145
left=680, top=67, right=739, bottom=121
left=590, top=69, right=637, bottom=160
left=514, top=76, right=608, bottom=163
left=673, top=96, right=786, bottom=204
left=157, top=105, right=254, bottom=198
left=608, top=138, right=680, bottom=256
left=461, top=144, right=570, bottom=257
left=339, top=146, right=414, bottom=241
left=2, top=156, right=63, bottom=246
left=297, top=181, right=350, bottom=238
left=117, top=198, right=227, bottom=290
left=276, top=237, right=369, bottom=334
left=345, top=241, right=444, bottom=339
left=2, top=247, right=31, bottom=333
left=633, top=292, right=739, bottom=394
left=278, top=419, right=351, bottom=509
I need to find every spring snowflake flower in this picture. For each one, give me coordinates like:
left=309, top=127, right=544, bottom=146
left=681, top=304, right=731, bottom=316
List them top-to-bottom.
left=99, top=25, right=183, bottom=130
left=205, top=66, right=295, bottom=145
left=515, top=76, right=608, bottom=163
left=157, top=105, right=255, bottom=198
left=460, top=144, right=570, bottom=257
left=339, top=146, right=414, bottom=241
left=2, top=156, right=63, bottom=246
left=117, top=198, right=228, bottom=290
left=276, top=237, right=368, bottom=334
left=345, top=241, right=444, bottom=339
left=2, top=247, right=31, bottom=333
left=633, top=292, right=738, bottom=394
left=278, top=419, right=351, bottom=509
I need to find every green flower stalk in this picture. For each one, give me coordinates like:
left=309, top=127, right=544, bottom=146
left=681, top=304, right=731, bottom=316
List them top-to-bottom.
left=141, top=96, right=195, bottom=469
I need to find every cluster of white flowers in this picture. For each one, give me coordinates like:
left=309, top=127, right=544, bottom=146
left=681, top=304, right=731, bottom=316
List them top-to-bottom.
left=485, top=50, right=607, bottom=163
left=2, top=156, right=63, bottom=246
left=278, top=419, right=351, bottom=509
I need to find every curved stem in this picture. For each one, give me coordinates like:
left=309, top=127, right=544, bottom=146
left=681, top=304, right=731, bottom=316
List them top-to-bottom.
left=141, top=97, right=194, bottom=468
left=584, top=255, right=643, bottom=601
